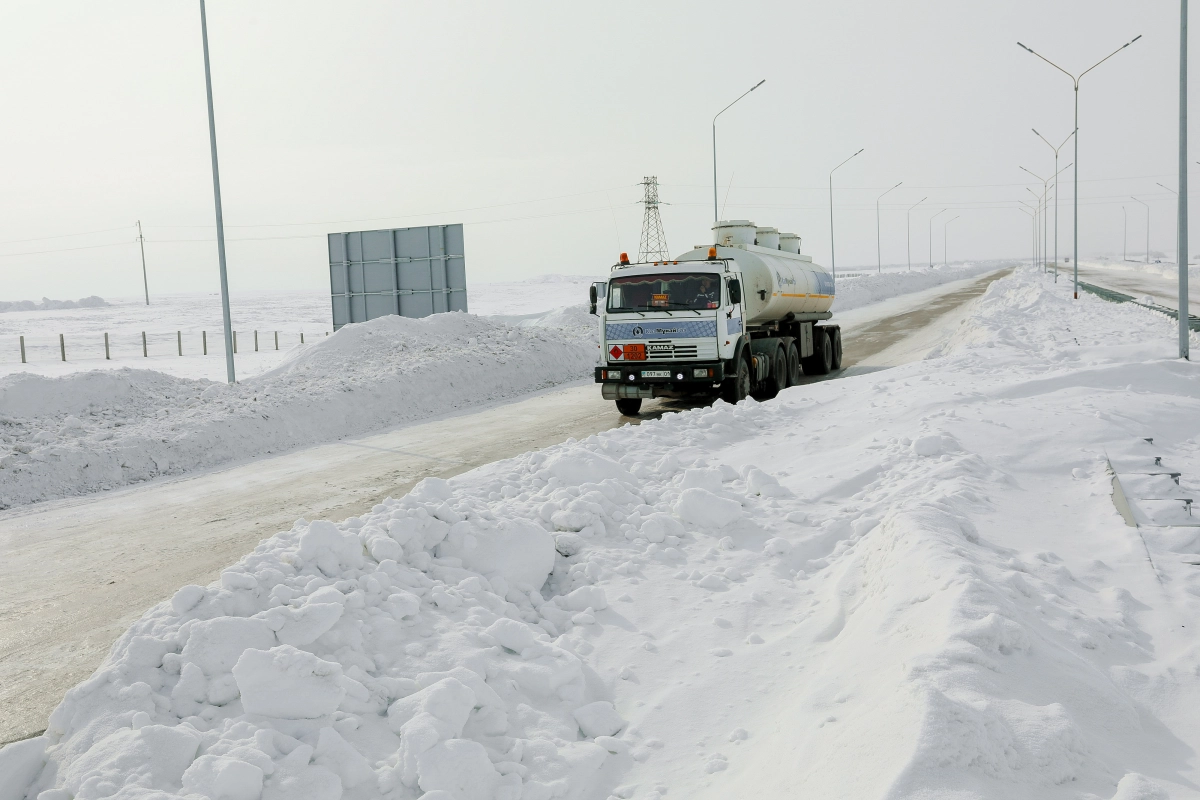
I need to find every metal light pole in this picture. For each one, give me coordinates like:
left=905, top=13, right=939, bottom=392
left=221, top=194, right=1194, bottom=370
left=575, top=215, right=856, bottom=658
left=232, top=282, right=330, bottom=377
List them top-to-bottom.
left=200, top=0, right=236, bottom=384
left=1179, top=0, right=1190, bottom=360
left=1018, top=34, right=1143, bottom=299
left=713, top=80, right=765, bottom=223
left=1033, top=128, right=1075, bottom=280
left=829, top=148, right=864, bottom=282
left=1021, top=163, right=1071, bottom=275
left=876, top=181, right=902, bottom=274
left=1158, top=183, right=1180, bottom=261
left=1025, top=184, right=1048, bottom=272
left=907, top=197, right=927, bottom=271
left=1132, top=197, right=1150, bottom=263
left=1019, top=206, right=1036, bottom=265
left=1122, top=206, right=1128, bottom=261
left=929, top=208, right=947, bottom=268
left=944, top=216, right=960, bottom=266
left=136, top=220, right=150, bottom=305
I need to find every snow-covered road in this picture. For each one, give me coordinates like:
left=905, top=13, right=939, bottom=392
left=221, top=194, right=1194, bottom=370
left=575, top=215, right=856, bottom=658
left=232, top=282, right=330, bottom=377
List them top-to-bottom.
left=1075, top=262, right=1200, bottom=316
left=7, top=265, right=1200, bottom=800
left=0, top=269, right=1010, bottom=748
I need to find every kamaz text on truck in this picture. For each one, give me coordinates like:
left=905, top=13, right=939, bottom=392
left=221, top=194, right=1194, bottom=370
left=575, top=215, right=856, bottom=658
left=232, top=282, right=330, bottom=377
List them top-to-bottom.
left=590, top=220, right=843, bottom=416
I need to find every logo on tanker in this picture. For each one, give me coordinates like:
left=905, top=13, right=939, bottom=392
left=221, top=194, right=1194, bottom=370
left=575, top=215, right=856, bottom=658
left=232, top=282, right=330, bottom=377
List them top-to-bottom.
left=775, top=269, right=796, bottom=286
left=632, top=326, right=643, bottom=336
left=654, top=327, right=679, bottom=334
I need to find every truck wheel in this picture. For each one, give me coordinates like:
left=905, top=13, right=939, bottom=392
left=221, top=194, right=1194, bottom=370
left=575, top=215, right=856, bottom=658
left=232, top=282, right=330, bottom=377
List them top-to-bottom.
left=830, top=328, right=843, bottom=370
left=802, top=329, right=832, bottom=375
left=786, top=342, right=801, bottom=386
left=754, top=344, right=787, bottom=400
left=721, top=356, right=751, bottom=404
left=615, top=398, right=642, bottom=416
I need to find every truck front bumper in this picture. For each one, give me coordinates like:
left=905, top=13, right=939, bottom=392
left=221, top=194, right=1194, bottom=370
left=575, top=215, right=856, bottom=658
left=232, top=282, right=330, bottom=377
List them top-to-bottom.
left=595, top=362, right=725, bottom=399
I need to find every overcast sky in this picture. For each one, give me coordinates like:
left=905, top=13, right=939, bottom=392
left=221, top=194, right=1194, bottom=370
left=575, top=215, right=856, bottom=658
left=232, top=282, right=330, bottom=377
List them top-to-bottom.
left=0, top=1, right=1189, bottom=300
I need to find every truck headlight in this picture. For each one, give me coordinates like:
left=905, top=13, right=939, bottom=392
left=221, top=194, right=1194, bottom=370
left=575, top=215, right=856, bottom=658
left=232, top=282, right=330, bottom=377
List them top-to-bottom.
left=693, top=368, right=711, bottom=378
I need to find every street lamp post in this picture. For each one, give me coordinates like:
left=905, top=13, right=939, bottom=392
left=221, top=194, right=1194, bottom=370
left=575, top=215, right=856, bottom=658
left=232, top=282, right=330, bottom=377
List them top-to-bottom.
left=199, top=0, right=236, bottom=384
left=1179, top=0, right=1190, bottom=360
left=1018, top=34, right=1143, bottom=299
left=713, top=80, right=765, bottom=223
left=1033, top=128, right=1075, bottom=281
left=829, top=148, right=864, bottom=282
left=1021, top=163, right=1071, bottom=276
left=876, top=181, right=902, bottom=274
left=1157, top=183, right=1180, bottom=264
left=1025, top=185, right=1048, bottom=273
left=907, top=197, right=927, bottom=271
left=1132, top=197, right=1150, bottom=263
left=1019, top=204, right=1036, bottom=265
left=1122, top=206, right=1128, bottom=261
left=929, top=209, right=947, bottom=268
left=944, top=216, right=960, bottom=266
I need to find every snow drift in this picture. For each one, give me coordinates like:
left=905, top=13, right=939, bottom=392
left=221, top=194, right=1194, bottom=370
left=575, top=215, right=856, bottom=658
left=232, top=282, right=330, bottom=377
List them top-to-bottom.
left=8, top=266, right=1200, bottom=799
left=0, top=296, right=107, bottom=314
left=0, top=311, right=595, bottom=509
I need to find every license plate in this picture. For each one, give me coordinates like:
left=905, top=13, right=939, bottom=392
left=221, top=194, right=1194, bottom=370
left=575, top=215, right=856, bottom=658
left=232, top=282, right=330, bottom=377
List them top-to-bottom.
left=642, top=370, right=671, bottom=378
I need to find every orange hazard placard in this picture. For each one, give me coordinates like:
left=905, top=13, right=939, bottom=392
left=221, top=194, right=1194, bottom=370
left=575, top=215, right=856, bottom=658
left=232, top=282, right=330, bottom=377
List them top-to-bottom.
left=623, top=344, right=646, bottom=361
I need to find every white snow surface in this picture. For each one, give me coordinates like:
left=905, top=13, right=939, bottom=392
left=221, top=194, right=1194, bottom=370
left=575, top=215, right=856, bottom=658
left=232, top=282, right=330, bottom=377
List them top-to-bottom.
left=830, top=261, right=1000, bottom=313
left=9, top=265, right=1200, bottom=799
left=0, top=266, right=1001, bottom=511
left=0, top=296, right=108, bottom=313
left=0, top=311, right=595, bottom=510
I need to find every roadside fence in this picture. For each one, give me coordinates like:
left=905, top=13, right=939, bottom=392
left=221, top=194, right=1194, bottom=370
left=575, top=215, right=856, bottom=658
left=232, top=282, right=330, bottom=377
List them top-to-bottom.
left=4, top=329, right=331, bottom=365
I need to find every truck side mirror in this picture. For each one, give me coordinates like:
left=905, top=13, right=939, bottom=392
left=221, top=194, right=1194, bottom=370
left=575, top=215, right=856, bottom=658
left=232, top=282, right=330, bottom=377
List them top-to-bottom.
left=727, top=279, right=741, bottom=305
left=589, top=284, right=599, bottom=315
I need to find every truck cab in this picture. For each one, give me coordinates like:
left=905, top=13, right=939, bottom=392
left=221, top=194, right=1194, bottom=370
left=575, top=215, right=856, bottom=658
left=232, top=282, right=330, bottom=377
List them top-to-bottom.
left=591, top=239, right=841, bottom=416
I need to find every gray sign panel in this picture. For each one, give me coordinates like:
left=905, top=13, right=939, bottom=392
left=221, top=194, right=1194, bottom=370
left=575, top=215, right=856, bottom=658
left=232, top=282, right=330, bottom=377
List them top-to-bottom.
left=328, top=223, right=466, bottom=330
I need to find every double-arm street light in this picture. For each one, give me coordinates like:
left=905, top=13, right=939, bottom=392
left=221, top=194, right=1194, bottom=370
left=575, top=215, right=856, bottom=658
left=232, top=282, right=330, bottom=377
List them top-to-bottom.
left=1018, top=34, right=1143, bottom=298
left=713, top=79, right=765, bottom=223
left=1033, top=128, right=1075, bottom=280
left=829, top=149, right=864, bottom=281
left=1020, top=163, right=1071, bottom=277
left=876, top=181, right=902, bottom=273
left=907, top=197, right=927, bottom=271
left=1131, top=197, right=1150, bottom=264
left=1018, top=203, right=1037, bottom=265
left=929, top=208, right=947, bottom=268
left=944, top=216, right=960, bottom=266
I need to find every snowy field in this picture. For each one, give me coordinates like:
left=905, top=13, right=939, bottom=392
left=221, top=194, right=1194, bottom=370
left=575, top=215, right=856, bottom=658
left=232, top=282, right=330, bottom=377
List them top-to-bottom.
left=0, top=264, right=1000, bottom=510
left=4, top=265, right=1200, bottom=798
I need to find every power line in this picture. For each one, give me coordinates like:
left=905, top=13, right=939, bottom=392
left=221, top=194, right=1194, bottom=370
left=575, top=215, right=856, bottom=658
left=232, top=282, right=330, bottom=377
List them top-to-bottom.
left=0, top=225, right=133, bottom=247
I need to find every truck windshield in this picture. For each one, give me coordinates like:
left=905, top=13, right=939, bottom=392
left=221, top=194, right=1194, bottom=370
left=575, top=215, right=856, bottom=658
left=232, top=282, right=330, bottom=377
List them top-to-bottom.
left=608, top=272, right=721, bottom=312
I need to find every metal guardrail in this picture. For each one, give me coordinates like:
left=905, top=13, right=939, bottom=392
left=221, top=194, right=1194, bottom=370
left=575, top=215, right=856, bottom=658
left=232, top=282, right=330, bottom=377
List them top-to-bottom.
left=1077, top=280, right=1200, bottom=332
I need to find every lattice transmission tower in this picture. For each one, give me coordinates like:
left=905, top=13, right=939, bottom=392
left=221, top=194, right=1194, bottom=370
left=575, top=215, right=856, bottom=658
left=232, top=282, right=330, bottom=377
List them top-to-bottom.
left=638, top=176, right=670, bottom=262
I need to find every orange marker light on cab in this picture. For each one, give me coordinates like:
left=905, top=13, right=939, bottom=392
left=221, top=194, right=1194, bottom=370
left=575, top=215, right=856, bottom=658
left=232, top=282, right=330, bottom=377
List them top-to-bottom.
left=707, top=247, right=717, bottom=259
left=619, top=252, right=630, bottom=265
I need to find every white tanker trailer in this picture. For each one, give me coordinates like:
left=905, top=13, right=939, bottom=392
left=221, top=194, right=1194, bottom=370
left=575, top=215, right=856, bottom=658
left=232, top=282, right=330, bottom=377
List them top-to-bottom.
left=590, top=220, right=843, bottom=415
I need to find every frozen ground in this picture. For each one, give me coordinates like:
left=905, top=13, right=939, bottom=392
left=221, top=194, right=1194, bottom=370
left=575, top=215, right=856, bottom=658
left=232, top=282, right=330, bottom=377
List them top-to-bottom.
left=1074, top=259, right=1200, bottom=316
left=0, top=264, right=1003, bottom=510
left=6, top=265, right=1200, bottom=799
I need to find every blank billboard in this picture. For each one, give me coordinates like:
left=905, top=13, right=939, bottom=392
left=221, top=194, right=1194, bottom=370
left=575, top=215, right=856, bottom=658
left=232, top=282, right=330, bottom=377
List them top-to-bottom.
left=328, top=223, right=466, bottom=330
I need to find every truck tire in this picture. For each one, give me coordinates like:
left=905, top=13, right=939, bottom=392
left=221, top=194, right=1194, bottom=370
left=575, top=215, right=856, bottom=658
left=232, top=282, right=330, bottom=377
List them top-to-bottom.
left=830, top=327, right=843, bottom=370
left=802, top=328, right=833, bottom=375
left=786, top=341, right=801, bottom=386
left=754, top=344, right=787, bottom=400
left=721, top=356, right=751, bottom=404
left=615, top=398, right=642, bottom=416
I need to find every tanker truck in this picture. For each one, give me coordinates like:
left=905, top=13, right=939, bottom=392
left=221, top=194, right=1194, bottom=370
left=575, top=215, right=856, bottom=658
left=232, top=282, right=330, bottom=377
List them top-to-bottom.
left=590, top=220, right=842, bottom=416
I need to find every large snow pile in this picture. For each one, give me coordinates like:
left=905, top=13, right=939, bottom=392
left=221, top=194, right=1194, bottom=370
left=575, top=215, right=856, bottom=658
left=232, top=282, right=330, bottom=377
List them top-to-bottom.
left=831, top=261, right=1001, bottom=313
left=8, top=266, right=1200, bottom=798
left=0, top=296, right=107, bottom=313
left=0, top=311, right=595, bottom=509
